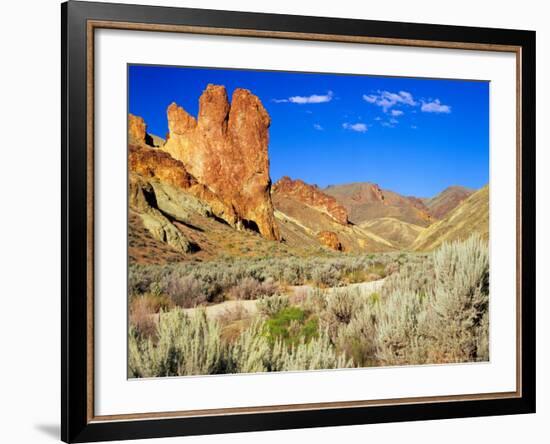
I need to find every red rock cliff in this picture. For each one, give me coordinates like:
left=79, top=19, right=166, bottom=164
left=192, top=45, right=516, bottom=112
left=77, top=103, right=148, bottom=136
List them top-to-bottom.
left=161, top=84, right=280, bottom=240
left=273, top=176, right=349, bottom=225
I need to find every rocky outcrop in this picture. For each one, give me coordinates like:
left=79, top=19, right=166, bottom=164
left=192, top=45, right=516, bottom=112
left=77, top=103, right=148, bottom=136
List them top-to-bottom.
left=161, top=84, right=280, bottom=240
left=128, top=114, right=147, bottom=144
left=128, top=114, right=156, bottom=147
left=129, top=144, right=237, bottom=225
left=129, top=174, right=192, bottom=253
left=273, top=176, right=349, bottom=225
left=317, top=231, right=343, bottom=251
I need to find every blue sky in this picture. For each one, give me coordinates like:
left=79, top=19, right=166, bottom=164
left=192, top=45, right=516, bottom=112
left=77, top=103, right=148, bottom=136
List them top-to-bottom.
left=129, top=64, right=489, bottom=198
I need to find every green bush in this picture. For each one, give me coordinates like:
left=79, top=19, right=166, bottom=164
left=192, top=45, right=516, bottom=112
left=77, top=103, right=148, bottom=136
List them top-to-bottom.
left=263, top=307, right=318, bottom=347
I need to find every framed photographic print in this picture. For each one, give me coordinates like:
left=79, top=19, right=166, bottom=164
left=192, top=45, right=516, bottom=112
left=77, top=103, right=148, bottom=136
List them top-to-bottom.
left=61, top=1, right=536, bottom=442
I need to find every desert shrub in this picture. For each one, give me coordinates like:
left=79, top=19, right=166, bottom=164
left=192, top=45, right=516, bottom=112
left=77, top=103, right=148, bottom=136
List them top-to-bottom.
left=426, top=234, right=489, bottom=362
left=376, top=235, right=489, bottom=365
left=128, top=252, right=406, bottom=301
left=380, top=259, right=434, bottom=299
left=384, top=261, right=400, bottom=276
left=311, top=264, right=341, bottom=287
left=282, top=266, right=301, bottom=285
left=162, top=275, right=207, bottom=308
left=228, top=277, right=278, bottom=300
left=320, top=289, right=365, bottom=340
left=375, top=290, right=429, bottom=365
left=257, top=294, right=289, bottom=318
left=129, top=295, right=162, bottom=338
left=216, top=302, right=251, bottom=325
left=335, top=304, right=377, bottom=367
left=128, top=308, right=224, bottom=377
left=476, top=312, right=490, bottom=361
left=226, top=320, right=273, bottom=373
left=228, top=322, right=349, bottom=373
left=271, top=329, right=352, bottom=371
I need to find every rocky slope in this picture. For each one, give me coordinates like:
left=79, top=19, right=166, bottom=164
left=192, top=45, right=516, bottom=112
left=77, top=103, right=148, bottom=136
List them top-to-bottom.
left=161, top=84, right=279, bottom=240
left=273, top=176, right=348, bottom=225
left=272, top=179, right=396, bottom=253
left=324, top=182, right=433, bottom=226
left=411, top=185, right=489, bottom=251
left=424, top=185, right=474, bottom=219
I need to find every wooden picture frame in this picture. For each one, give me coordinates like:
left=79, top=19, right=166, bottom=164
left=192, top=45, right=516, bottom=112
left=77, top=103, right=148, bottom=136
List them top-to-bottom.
left=62, top=1, right=536, bottom=442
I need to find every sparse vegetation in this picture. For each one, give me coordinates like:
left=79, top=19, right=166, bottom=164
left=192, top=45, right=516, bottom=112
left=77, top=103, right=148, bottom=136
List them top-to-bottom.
left=128, top=235, right=489, bottom=377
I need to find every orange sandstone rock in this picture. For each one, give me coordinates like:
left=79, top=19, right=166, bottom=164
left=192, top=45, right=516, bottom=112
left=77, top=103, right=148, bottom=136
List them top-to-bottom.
left=162, top=84, right=280, bottom=240
left=317, top=231, right=343, bottom=251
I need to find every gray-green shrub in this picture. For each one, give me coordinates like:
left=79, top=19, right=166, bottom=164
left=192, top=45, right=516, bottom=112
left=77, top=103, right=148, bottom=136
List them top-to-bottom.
left=128, top=308, right=224, bottom=377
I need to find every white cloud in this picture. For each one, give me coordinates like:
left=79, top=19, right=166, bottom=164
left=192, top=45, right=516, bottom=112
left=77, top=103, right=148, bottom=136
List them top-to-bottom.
left=288, top=90, right=333, bottom=104
left=363, top=90, right=416, bottom=112
left=272, top=91, right=333, bottom=104
left=362, top=94, right=377, bottom=104
left=421, top=99, right=451, bottom=113
left=391, top=109, right=404, bottom=117
left=389, top=118, right=399, bottom=125
left=342, top=122, right=368, bottom=133
left=313, top=123, right=323, bottom=131
left=411, top=125, right=418, bottom=129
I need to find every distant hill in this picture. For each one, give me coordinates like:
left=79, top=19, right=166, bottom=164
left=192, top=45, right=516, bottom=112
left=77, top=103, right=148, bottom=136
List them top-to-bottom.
left=272, top=179, right=396, bottom=253
left=324, top=182, right=433, bottom=226
left=411, top=185, right=489, bottom=251
left=424, top=185, right=474, bottom=219
left=360, top=217, right=425, bottom=250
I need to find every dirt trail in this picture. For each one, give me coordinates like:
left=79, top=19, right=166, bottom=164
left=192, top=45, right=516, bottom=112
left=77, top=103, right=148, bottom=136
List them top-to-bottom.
left=182, top=278, right=386, bottom=320
left=182, top=299, right=258, bottom=320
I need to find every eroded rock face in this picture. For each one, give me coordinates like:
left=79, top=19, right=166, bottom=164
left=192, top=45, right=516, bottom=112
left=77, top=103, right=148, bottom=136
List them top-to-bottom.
left=162, top=84, right=280, bottom=240
left=128, top=113, right=157, bottom=147
left=128, top=114, right=147, bottom=144
left=129, top=144, right=237, bottom=225
left=129, top=174, right=192, bottom=254
left=273, top=176, right=349, bottom=225
left=317, top=231, right=343, bottom=251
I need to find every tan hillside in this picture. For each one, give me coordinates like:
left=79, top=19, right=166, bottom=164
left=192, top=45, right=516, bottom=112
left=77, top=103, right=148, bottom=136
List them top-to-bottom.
left=324, top=182, right=433, bottom=226
left=411, top=185, right=489, bottom=251
left=425, top=185, right=474, bottom=219
left=360, top=217, right=425, bottom=250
